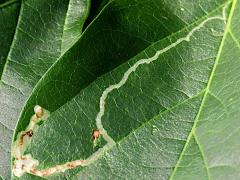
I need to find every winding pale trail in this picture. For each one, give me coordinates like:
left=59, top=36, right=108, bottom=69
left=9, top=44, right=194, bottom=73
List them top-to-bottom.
left=12, top=4, right=228, bottom=177
left=95, top=7, right=227, bottom=146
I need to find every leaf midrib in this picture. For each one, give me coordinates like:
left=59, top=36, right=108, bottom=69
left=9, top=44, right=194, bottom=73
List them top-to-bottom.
left=169, top=0, right=236, bottom=179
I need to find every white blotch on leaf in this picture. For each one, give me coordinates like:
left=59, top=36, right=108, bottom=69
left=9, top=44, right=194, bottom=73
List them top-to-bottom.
left=12, top=105, right=50, bottom=177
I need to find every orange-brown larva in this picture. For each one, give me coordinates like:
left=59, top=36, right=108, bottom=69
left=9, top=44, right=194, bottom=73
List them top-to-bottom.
left=92, top=129, right=100, bottom=140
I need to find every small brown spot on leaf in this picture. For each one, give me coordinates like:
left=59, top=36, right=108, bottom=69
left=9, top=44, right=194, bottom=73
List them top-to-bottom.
left=92, top=129, right=100, bottom=140
left=26, top=130, right=33, bottom=137
left=67, top=163, right=74, bottom=168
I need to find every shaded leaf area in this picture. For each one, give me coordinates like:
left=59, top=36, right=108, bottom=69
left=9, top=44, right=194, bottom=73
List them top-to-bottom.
left=0, top=0, right=90, bottom=179
left=0, top=0, right=19, bottom=77
left=0, top=0, right=17, bottom=6
left=0, top=0, right=9, bottom=4
left=15, top=0, right=227, bottom=143
left=83, top=0, right=109, bottom=30
left=0, top=1, right=20, bottom=179
left=18, top=1, right=236, bottom=178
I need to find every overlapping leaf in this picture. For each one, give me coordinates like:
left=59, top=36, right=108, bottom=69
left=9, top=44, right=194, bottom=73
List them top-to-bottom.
left=0, top=0, right=90, bottom=179
left=0, top=1, right=20, bottom=178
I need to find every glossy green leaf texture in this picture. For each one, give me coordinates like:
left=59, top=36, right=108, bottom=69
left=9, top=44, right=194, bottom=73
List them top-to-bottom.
left=0, top=0, right=239, bottom=179
left=0, top=0, right=90, bottom=179
left=0, top=0, right=20, bottom=178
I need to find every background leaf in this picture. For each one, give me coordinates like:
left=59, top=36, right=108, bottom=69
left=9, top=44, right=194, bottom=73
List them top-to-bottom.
left=0, top=0, right=20, bottom=77
left=0, top=1, right=20, bottom=178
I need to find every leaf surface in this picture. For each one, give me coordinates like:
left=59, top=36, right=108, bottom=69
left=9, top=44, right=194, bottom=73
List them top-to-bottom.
left=0, top=0, right=90, bottom=179
left=12, top=0, right=240, bottom=179
left=15, top=0, right=228, bottom=137
left=0, top=1, right=20, bottom=179
left=79, top=1, right=240, bottom=178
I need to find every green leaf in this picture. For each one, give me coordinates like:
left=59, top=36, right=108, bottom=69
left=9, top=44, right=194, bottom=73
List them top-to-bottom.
left=0, top=0, right=90, bottom=179
left=0, top=0, right=20, bottom=77
left=0, top=0, right=18, bottom=5
left=11, top=0, right=240, bottom=179
left=15, top=0, right=228, bottom=135
left=61, top=0, right=91, bottom=54
left=83, top=0, right=109, bottom=29
left=0, top=1, right=20, bottom=179
left=79, top=1, right=240, bottom=178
